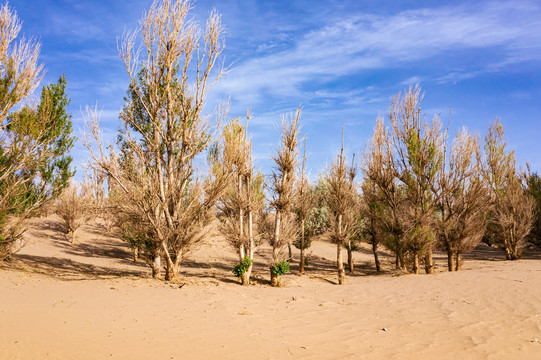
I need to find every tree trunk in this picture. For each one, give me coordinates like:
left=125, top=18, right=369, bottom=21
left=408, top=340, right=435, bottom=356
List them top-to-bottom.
left=273, top=212, right=281, bottom=263
left=337, top=214, right=345, bottom=284
left=299, top=220, right=305, bottom=275
left=372, top=241, right=381, bottom=272
left=288, top=242, right=293, bottom=261
left=508, top=242, right=519, bottom=260
left=337, top=243, right=345, bottom=284
left=347, top=243, right=354, bottom=273
left=446, top=245, right=454, bottom=272
left=504, top=246, right=513, bottom=260
left=424, top=247, right=434, bottom=274
left=398, top=249, right=407, bottom=271
left=413, top=252, right=419, bottom=274
left=455, top=253, right=462, bottom=271
left=151, top=254, right=161, bottom=279
left=165, top=263, right=175, bottom=281
left=241, top=263, right=253, bottom=286
left=270, top=267, right=280, bottom=287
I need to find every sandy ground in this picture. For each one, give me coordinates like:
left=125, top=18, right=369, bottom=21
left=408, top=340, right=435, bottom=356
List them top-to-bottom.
left=1, top=215, right=541, bottom=359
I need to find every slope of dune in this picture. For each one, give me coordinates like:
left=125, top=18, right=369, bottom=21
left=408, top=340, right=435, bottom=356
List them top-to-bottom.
left=1, top=216, right=540, bottom=359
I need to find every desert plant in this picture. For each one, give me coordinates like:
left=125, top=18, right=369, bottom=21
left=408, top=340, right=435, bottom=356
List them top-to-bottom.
left=85, top=0, right=228, bottom=281
left=0, top=7, right=75, bottom=258
left=1, top=70, right=74, bottom=260
left=362, top=86, right=443, bottom=274
left=387, top=86, right=443, bottom=274
left=268, top=108, right=301, bottom=286
left=217, top=115, right=266, bottom=285
left=362, top=118, right=410, bottom=271
left=482, top=120, right=534, bottom=260
left=436, top=128, right=490, bottom=271
left=325, top=129, right=359, bottom=283
left=293, top=137, right=315, bottom=274
left=526, top=169, right=541, bottom=247
left=304, top=175, right=332, bottom=236
left=359, top=180, right=383, bottom=272
left=55, top=183, right=93, bottom=243
left=232, top=256, right=254, bottom=278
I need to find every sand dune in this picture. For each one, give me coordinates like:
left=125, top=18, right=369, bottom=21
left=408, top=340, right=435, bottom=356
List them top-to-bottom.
left=1, top=216, right=540, bottom=359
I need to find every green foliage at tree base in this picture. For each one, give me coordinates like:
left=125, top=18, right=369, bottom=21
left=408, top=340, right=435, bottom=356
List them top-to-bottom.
left=232, top=256, right=254, bottom=277
left=271, top=260, right=290, bottom=276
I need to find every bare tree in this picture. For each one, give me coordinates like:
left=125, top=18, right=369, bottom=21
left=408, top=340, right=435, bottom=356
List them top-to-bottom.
left=85, top=0, right=227, bottom=281
left=0, top=4, right=43, bottom=121
left=387, top=86, right=443, bottom=274
left=268, top=108, right=301, bottom=286
left=217, top=115, right=266, bottom=285
left=362, top=117, right=409, bottom=271
left=483, top=120, right=534, bottom=260
left=436, top=128, right=490, bottom=271
left=325, top=130, right=358, bottom=284
left=293, top=137, right=315, bottom=275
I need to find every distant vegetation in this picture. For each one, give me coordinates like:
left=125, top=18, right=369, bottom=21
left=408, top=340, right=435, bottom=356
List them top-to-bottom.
left=1, top=0, right=538, bottom=286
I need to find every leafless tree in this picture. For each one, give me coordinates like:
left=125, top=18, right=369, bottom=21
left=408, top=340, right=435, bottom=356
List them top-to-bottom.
left=84, top=0, right=228, bottom=281
left=0, top=3, right=43, bottom=121
left=362, top=86, right=443, bottom=274
left=387, top=86, right=443, bottom=274
left=268, top=108, right=301, bottom=286
left=217, top=114, right=266, bottom=285
left=362, top=117, right=410, bottom=271
left=482, top=120, right=534, bottom=260
left=436, top=128, right=490, bottom=271
left=325, top=130, right=359, bottom=284
left=293, top=137, right=315, bottom=274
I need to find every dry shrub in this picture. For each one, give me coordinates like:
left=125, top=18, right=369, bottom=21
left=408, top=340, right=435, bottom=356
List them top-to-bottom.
left=55, top=183, right=93, bottom=243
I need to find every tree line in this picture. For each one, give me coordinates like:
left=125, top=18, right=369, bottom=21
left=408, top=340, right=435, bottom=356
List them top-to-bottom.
left=1, top=0, right=539, bottom=287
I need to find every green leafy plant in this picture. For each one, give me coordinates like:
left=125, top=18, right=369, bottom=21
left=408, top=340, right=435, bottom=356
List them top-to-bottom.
left=232, top=257, right=254, bottom=277
left=271, top=260, right=290, bottom=276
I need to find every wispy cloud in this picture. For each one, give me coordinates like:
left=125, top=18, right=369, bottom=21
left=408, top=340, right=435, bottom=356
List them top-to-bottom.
left=216, top=1, right=541, bottom=106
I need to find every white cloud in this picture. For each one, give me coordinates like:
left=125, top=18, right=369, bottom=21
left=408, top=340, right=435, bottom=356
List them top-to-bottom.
left=216, top=1, right=541, bottom=106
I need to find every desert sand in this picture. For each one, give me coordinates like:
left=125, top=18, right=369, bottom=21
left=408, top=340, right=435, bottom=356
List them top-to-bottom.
left=1, top=216, right=540, bottom=359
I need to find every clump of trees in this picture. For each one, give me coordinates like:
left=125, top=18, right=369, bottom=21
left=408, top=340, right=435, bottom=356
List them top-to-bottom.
left=3, top=0, right=539, bottom=290
left=85, top=0, right=228, bottom=281
left=0, top=3, right=74, bottom=261
left=360, top=86, right=534, bottom=274
left=216, top=115, right=266, bottom=285
left=436, top=129, right=489, bottom=271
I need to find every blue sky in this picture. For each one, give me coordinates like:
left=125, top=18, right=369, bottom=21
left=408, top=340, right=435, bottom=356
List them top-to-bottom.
left=14, top=0, right=541, bottom=179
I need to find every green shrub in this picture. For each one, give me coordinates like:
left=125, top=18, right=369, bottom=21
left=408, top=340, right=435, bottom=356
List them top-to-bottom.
left=232, top=256, right=254, bottom=277
left=271, top=260, right=290, bottom=276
